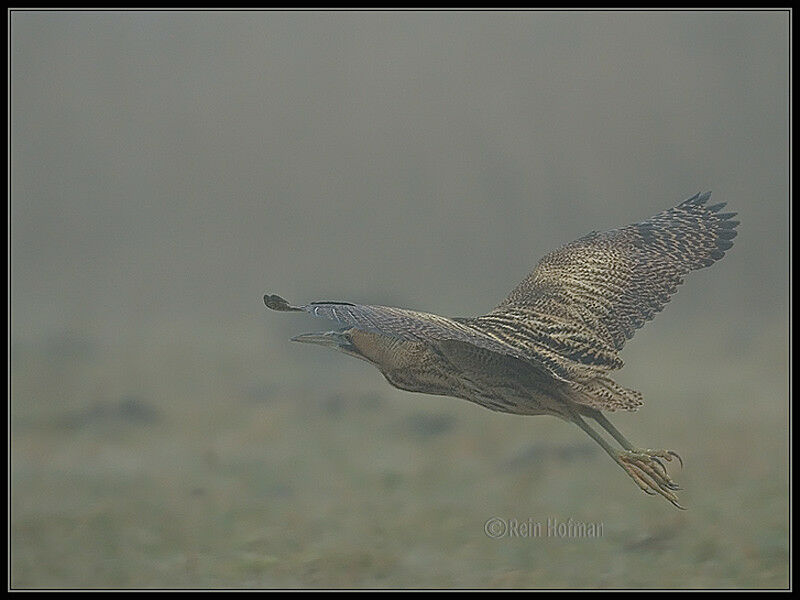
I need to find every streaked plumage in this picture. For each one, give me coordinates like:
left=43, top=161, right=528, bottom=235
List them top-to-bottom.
left=265, top=192, right=738, bottom=508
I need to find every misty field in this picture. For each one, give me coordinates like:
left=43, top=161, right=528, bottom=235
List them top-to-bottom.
left=11, top=9, right=788, bottom=590
left=10, top=316, right=788, bottom=589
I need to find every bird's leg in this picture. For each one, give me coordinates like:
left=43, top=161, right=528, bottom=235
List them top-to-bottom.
left=569, top=408, right=685, bottom=509
left=588, top=408, right=684, bottom=472
left=584, top=409, right=636, bottom=450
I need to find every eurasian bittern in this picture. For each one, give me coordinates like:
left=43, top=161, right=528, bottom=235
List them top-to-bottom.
left=265, top=192, right=738, bottom=509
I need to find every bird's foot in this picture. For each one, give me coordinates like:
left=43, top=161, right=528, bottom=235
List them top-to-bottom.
left=618, top=448, right=685, bottom=509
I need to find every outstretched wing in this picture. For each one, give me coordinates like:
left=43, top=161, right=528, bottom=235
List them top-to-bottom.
left=466, top=191, right=738, bottom=380
left=265, top=192, right=738, bottom=386
left=264, top=294, right=543, bottom=366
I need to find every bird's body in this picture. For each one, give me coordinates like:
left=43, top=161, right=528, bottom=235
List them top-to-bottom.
left=265, top=192, right=739, bottom=508
left=350, top=330, right=567, bottom=417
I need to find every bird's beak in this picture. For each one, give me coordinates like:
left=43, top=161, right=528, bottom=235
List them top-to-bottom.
left=290, top=329, right=370, bottom=362
left=290, top=331, right=350, bottom=348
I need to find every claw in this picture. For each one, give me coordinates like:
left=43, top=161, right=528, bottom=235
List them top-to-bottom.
left=617, top=448, right=685, bottom=509
left=649, top=456, right=668, bottom=477
left=631, top=459, right=668, bottom=489
left=626, top=461, right=680, bottom=505
left=626, top=465, right=657, bottom=495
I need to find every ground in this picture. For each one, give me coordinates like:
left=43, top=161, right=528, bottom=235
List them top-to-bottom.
left=10, top=318, right=789, bottom=589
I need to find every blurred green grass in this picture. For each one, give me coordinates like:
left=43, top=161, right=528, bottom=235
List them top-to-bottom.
left=10, top=319, right=789, bottom=589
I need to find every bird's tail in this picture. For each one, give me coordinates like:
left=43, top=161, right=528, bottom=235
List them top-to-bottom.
left=568, top=376, right=644, bottom=412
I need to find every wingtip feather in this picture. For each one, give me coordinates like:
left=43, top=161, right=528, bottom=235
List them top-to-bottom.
left=264, top=294, right=303, bottom=312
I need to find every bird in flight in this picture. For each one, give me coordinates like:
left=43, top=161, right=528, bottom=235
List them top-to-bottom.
left=265, top=192, right=738, bottom=509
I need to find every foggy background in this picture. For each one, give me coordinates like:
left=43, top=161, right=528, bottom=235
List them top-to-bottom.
left=11, top=11, right=788, bottom=588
